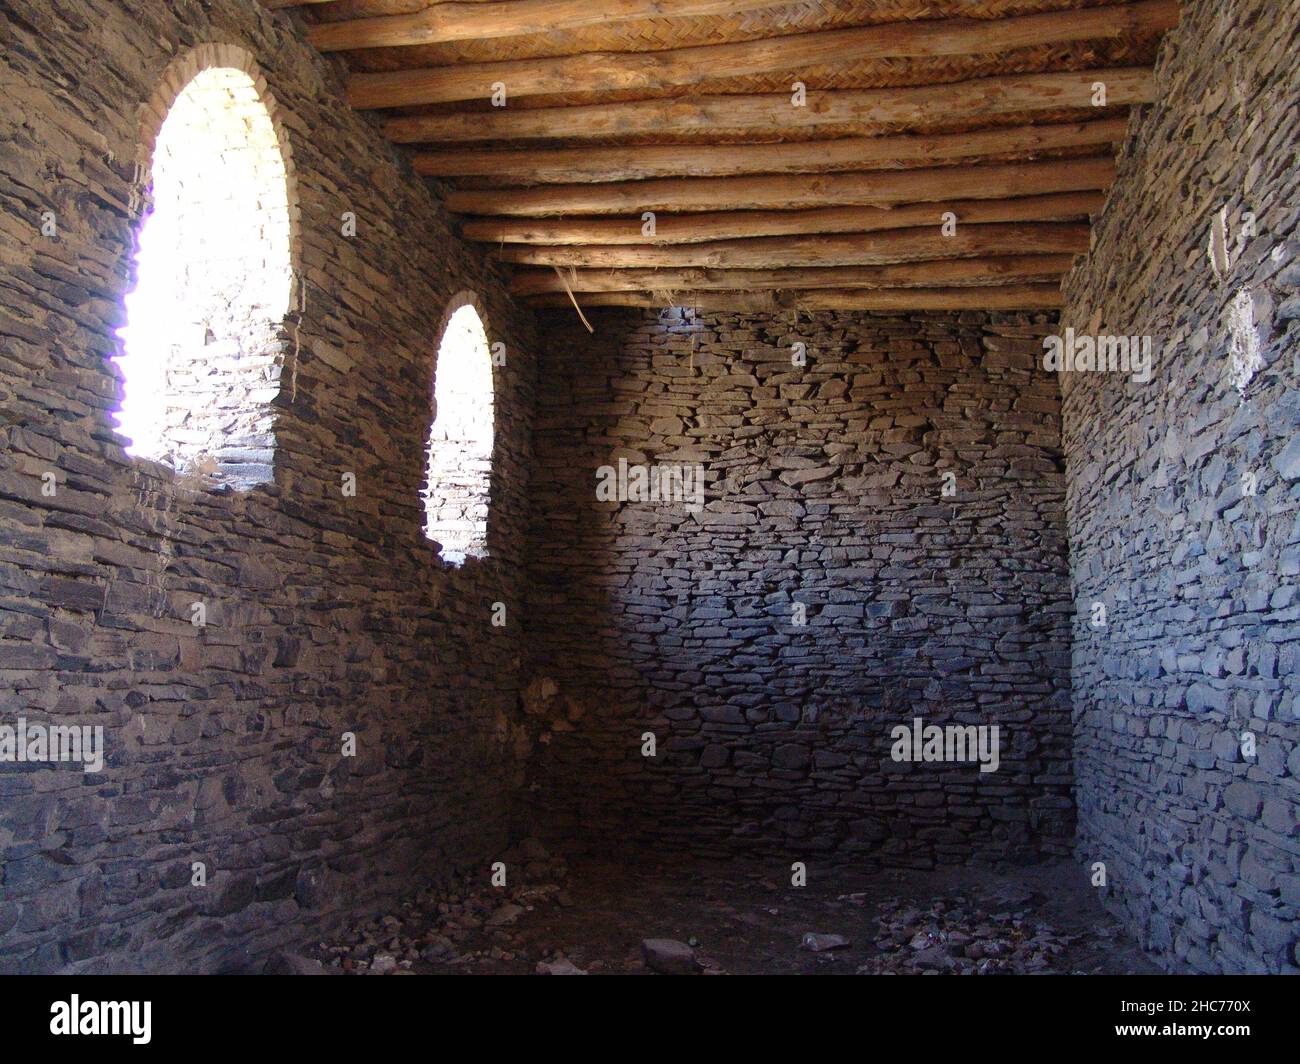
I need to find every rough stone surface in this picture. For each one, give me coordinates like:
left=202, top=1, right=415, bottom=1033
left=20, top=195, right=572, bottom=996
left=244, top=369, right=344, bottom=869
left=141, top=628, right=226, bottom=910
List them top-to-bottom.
left=0, top=0, right=536, bottom=973
left=3, top=0, right=1296, bottom=982
left=1062, top=0, right=1300, bottom=974
left=523, top=309, right=1073, bottom=865
left=801, top=932, right=850, bottom=952
left=641, top=937, right=700, bottom=975
left=263, top=951, right=338, bottom=976
left=535, top=956, right=586, bottom=975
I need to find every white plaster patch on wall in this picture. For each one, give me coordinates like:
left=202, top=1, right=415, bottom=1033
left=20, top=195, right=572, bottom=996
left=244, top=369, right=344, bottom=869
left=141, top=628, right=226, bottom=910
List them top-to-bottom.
left=1207, top=205, right=1232, bottom=281
left=1226, top=286, right=1266, bottom=394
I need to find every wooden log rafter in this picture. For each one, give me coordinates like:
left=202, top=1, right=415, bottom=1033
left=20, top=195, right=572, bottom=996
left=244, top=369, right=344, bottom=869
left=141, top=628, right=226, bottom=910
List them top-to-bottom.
left=309, top=0, right=788, bottom=51
left=347, top=0, right=1178, bottom=108
left=383, top=67, right=1153, bottom=144
left=415, top=117, right=1128, bottom=183
left=445, top=157, right=1116, bottom=216
left=460, top=191, right=1107, bottom=246
left=493, top=222, right=1091, bottom=269
left=510, top=254, right=1078, bottom=295
left=524, top=285, right=1066, bottom=310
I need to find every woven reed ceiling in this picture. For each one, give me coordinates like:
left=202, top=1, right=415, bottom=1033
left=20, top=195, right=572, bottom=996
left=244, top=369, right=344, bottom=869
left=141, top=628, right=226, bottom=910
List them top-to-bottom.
left=269, top=0, right=1181, bottom=313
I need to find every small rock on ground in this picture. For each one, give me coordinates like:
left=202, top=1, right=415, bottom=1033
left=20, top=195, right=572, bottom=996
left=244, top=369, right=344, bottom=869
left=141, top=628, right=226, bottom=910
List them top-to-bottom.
left=801, top=932, right=850, bottom=952
left=642, top=938, right=700, bottom=975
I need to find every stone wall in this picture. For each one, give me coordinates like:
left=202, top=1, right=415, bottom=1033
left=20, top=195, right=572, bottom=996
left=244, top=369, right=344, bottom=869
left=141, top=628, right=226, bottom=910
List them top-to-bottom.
left=0, top=0, right=536, bottom=972
left=1062, top=0, right=1300, bottom=973
left=522, top=308, right=1073, bottom=866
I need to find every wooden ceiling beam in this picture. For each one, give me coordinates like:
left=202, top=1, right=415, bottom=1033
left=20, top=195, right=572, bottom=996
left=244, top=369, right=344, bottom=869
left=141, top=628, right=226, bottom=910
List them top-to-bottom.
left=309, top=0, right=787, bottom=52
left=348, top=0, right=1178, bottom=108
left=384, top=67, right=1153, bottom=144
left=415, top=117, right=1128, bottom=183
left=445, top=156, right=1115, bottom=216
left=461, top=191, right=1107, bottom=246
left=494, top=222, right=1090, bottom=269
left=510, top=254, right=1077, bottom=295
left=526, top=285, right=1066, bottom=311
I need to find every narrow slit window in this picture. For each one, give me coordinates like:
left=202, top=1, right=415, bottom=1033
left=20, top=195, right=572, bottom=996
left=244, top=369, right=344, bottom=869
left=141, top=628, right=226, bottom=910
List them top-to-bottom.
left=423, top=302, right=494, bottom=563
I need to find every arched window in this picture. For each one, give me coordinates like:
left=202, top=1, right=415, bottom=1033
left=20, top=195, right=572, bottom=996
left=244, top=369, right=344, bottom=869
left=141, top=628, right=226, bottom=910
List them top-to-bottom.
left=115, top=49, right=294, bottom=488
left=423, top=299, right=494, bottom=563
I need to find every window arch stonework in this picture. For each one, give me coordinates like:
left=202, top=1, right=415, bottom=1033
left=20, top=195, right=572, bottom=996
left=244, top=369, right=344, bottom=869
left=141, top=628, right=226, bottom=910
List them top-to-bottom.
left=115, top=44, right=300, bottom=489
left=423, top=292, right=496, bottom=564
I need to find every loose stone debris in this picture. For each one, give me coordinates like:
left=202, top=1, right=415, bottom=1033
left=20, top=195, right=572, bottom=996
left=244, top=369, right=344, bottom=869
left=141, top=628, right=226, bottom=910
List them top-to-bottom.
left=307, top=839, right=572, bottom=975
left=296, top=855, right=1153, bottom=976
left=859, top=888, right=1099, bottom=975
left=263, top=951, right=339, bottom=976
left=535, top=955, right=587, bottom=976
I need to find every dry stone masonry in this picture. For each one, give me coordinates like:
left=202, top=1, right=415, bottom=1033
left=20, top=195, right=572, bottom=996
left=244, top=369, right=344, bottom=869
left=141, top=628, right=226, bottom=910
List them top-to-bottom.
left=0, top=0, right=536, bottom=973
left=0, top=0, right=1295, bottom=981
left=1062, top=0, right=1300, bottom=974
left=523, top=309, right=1074, bottom=865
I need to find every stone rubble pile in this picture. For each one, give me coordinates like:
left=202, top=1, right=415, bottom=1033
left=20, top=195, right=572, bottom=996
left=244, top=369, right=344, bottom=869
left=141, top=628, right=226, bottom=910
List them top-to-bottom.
left=305, top=839, right=571, bottom=974
left=273, top=856, right=1158, bottom=976
left=856, top=889, right=1084, bottom=975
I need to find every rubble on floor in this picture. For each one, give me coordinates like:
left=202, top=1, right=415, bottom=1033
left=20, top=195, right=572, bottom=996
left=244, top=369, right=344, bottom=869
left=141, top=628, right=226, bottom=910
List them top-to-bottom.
left=303, top=838, right=573, bottom=975
left=290, top=854, right=1152, bottom=976
left=856, top=887, right=1115, bottom=975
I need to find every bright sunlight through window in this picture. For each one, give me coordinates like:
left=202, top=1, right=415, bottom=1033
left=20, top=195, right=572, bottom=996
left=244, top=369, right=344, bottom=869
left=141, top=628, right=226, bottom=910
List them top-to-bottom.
left=115, top=65, right=292, bottom=487
left=423, top=302, right=494, bottom=564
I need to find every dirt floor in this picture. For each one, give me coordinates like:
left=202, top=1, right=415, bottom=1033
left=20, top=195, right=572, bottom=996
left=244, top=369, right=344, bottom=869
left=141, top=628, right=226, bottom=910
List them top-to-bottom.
left=300, top=848, right=1161, bottom=975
